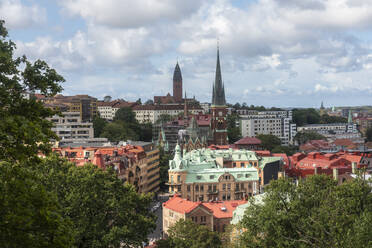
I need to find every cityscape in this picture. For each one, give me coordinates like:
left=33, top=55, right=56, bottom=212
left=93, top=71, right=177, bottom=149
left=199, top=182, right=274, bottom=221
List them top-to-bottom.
left=2, top=1, right=372, bottom=248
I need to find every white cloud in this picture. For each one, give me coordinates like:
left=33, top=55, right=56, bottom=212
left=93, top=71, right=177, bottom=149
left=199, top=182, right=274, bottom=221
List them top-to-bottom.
left=0, top=0, right=46, bottom=28
left=59, top=0, right=203, bottom=28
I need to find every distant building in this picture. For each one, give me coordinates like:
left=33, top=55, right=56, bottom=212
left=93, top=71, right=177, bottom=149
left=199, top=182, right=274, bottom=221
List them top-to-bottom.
left=154, top=62, right=183, bottom=104
left=44, top=94, right=98, bottom=122
left=97, top=100, right=137, bottom=120
left=238, top=110, right=296, bottom=145
left=47, top=111, right=94, bottom=140
left=297, top=123, right=357, bottom=135
left=234, top=137, right=263, bottom=150
left=53, top=141, right=160, bottom=194
left=167, top=145, right=282, bottom=201
left=162, top=195, right=246, bottom=235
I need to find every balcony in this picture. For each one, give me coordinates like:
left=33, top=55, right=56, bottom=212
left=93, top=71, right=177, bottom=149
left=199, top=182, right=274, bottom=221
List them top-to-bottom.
left=165, top=181, right=182, bottom=186
left=234, top=188, right=246, bottom=193
left=207, top=190, right=219, bottom=194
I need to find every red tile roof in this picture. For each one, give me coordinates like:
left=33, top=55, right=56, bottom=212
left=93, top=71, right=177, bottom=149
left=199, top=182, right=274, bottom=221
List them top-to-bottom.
left=234, top=136, right=262, bottom=145
left=163, top=195, right=246, bottom=219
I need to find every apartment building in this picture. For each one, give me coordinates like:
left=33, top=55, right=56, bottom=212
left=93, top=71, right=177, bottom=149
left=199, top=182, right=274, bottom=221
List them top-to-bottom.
left=44, top=94, right=97, bottom=122
left=97, top=100, right=137, bottom=120
left=133, top=104, right=204, bottom=124
left=238, top=110, right=296, bottom=145
left=47, top=112, right=94, bottom=140
left=297, top=123, right=358, bottom=135
left=53, top=141, right=160, bottom=194
left=167, top=145, right=282, bottom=201
left=163, top=195, right=246, bottom=235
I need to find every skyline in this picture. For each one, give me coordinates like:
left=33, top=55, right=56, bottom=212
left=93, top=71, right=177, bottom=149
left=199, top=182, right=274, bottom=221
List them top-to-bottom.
left=2, top=0, right=372, bottom=107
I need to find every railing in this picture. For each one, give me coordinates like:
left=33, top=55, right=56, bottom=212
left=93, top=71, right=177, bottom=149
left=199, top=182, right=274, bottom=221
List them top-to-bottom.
left=207, top=190, right=219, bottom=194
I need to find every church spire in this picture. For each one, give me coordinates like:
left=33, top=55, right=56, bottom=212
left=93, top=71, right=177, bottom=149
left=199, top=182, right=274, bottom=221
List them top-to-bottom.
left=212, top=46, right=226, bottom=106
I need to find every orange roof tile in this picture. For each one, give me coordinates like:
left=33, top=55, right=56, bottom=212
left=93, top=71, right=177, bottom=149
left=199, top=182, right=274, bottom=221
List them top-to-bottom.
left=163, top=195, right=200, bottom=214
left=203, top=200, right=247, bottom=219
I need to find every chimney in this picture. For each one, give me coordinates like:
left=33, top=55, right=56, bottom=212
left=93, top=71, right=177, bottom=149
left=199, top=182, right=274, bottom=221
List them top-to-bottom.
left=352, top=162, right=357, bottom=174
left=333, top=168, right=339, bottom=181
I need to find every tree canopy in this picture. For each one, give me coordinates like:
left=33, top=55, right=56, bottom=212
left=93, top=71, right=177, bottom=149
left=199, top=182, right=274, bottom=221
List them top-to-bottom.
left=292, top=109, right=347, bottom=126
left=227, top=113, right=241, bottom=143
left=366, top=127, right=372, bottom=142
left=294, top=131, right=326, bottom=145
left=256, top=134, right=282, bottom=151
left=238, top=175, right=372, bottom=248
left=156, top=219, right=221, bottom=248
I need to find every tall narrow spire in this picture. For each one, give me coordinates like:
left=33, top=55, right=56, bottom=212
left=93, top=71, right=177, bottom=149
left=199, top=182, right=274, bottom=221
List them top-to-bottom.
left=211, top=46, right=226, bottom=106
left=173, top=62, right=183, bottom=102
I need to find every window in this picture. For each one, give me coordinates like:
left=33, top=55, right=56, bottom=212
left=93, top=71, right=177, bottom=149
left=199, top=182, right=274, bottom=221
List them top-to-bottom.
left=233, top=162, right=236, bottom=168
left=241, top=162, right=245, bottom=167
left=177, top=175, right=181, bottom=182
left=197, top=175, right=202, bottom=180
left=209, top=175, right=214, bottom=179
left=227, top=183, right=231, bottom=190
left=223, top=184, right=226, bottom=190
left=187, top=185, right=190, bottom=192
left=195, top=185, right=199, bottom=191
left=200, top=185, right=204, bottom=191
left=208, top=185, right=212, bottom=191
left=213, top=185, right=217, bottom=191
left=222, top=194, right=226, bottom=200
left=227, top=194, right=231, bottom=200
left=200, top=195, right=204, bottom=201
left=169, top=211, right=173, bottom=217
left=201, top=216, right=206, bottom=222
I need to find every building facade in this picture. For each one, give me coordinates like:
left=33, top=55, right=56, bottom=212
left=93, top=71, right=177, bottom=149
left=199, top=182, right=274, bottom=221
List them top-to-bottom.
left=97, top=100, right=137, bottom=120
left=239, top=110, right=296, bottom=145
left=47, top=112, right=94, bottom=140
left=297, top=123, right=358, bottom=135
left=53, top=142, right=160, bottom=194
left=167, top=145, right=282, bottom=201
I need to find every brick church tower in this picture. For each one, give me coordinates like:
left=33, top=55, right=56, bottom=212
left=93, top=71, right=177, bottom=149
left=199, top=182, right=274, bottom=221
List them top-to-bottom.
left=211, top=47, right=228, bottom=145
left=173, top=62, right=183, bottom=102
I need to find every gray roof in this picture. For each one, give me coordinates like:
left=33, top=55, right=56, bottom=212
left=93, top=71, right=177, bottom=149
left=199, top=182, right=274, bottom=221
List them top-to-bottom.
left=173, top=62, right=182, bottom=82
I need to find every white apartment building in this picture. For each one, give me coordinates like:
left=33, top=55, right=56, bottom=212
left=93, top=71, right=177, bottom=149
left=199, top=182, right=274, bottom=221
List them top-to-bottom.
left=97, top=100, right=136, bottom=120
left=133, top=105, right=204, bottom=124
left=238, top=110, right=296, bottom=145
left=48, top=112, right=94, bottom=140
left=297, top=123, right=358, bottom=135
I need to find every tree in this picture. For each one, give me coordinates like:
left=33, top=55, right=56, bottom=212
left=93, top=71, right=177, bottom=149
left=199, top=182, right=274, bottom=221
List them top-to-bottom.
left=0, top=20, right=64, bottom=163
left=136, top=98, right=142, bottom=105
left=144, top=99, right=154, bottom=105
left=113, top=107, right=137, bottom=124
left=292, top=108, right=320, bottom=126
left=227, top=113, right=241, bottom=143
left=320, top=114, right=347, bottom=124
left=93, top=116, right=107, bottom=137
left=100, top=122, right=139, bottom=142
left=139, top=122, right=153, bottom=141
left=366, top=127, right=372, bottom=142
left=294, top=131, right=326, bottom=145
left=256, top=134, right=281, bottom=151
left=271, top=145, right=297, bottom=155
left=158, top=147, right=172, bottom=190
left=36, top=157, right=156, bottom=248
left=0, top=162, right=73, bottom=247
left=238, top=175, right=372, bottom=248
left=157, top=219, right=222, bottom=248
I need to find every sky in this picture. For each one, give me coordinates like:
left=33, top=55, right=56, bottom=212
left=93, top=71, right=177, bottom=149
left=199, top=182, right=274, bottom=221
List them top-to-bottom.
left=2, top=0, right=372, bottom=108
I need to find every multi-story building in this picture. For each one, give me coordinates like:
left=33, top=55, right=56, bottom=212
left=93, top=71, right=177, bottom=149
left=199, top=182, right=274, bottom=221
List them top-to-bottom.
left=44, top=94, right=97, bottom=122
left=97, top=100, right=137, bottom=120
left=133, top=104, right=204, bottom=124
left=239, top=110, right=296, bottom=145
left=47, top=112, right=94, bottom=140
left=297, top=123, right=357, bottom=135
left=53, top=141, right=160, bottom=194
left=167, top=145, right=282, bottom=201
left=163, top=195, right=246, bottom=235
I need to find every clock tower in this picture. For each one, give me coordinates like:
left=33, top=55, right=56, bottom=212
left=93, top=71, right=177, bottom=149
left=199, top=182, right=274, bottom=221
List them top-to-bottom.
left=211, top=47, right=228, bottom=145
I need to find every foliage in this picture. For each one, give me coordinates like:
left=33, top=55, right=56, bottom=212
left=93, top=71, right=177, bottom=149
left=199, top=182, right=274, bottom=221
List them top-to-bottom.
left=0, top=20, right=64, bottom=163
left=136, top=98, right=142, bottom=104
left=144, top=99, right=154, bottom=105
left=100, top=107, right=152, bottom=142
left=113, top=107, right=137, bottom=123
left=292, top=108, right=320, bottom=126
left=227, top=113, right=241, bottom=143
left=155, top=114, right=173, bottom=124
left=320, top=114, right=347, bottom=124
left=92, top=116, right=107, bottom=137
left=366, top=127, right=372, bottom=142
left=294, top=131, right=326, bottom=145
left=256, top=134, right=282, bottom=151
left=271, top=145, right=297, bottom=155
left=158, top=147, right=172, bottom=191
left=36, top=156, right=156, bottom=248
left=0, top=162, right=73, bottom=248
left=238, top=175, right=372, bottom=248
left=157, top=219, right=222, bottom=248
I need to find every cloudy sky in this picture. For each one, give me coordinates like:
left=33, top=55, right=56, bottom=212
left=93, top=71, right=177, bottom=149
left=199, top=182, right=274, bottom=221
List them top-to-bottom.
left=3, top=0, right=372, bottom=107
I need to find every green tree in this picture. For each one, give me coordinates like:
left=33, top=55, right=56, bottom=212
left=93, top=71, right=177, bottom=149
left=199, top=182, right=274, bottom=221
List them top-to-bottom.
left=0, top=20, right=64, bottom=163
left=113, top=107, right=137, bottom=124
left=292, top=108, right=320, bottom=126
left=227, top=113, right=241, bottom=143
left=320, top=114, right=347, bottom=124
left=93, top=116, right=107, bottom=137
left=100, top=122, right=139, bottom=142
left=140, top=122, right=153, bottom=141
left=366, top=127, right=372, bottom=142
left=294, top=131, right=326, bottom=145
left=256, top=134, right=282, bottom=151
left=271, top=145, right=297, bottom=155
left=158, top=147, right=171, bottom=190
left=37, top=157, right=156, bottom=248
left=0, top=162, right=73, bottom=248
left=238, top=175, right=372, bottom=248
left=157, top=219, right=221, bottom=248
